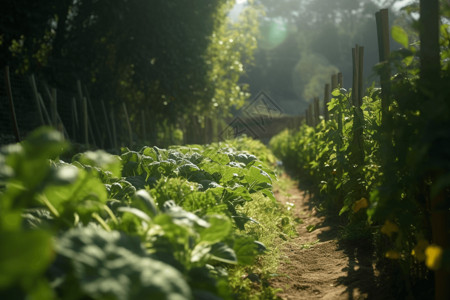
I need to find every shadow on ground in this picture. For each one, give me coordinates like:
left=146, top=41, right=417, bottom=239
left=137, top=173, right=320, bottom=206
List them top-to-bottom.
left=297, top=184, right=397, bottom=300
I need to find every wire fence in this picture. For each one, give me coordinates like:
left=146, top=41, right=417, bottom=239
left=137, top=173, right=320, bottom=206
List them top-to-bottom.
left=1, top=66, right=303, bottom=148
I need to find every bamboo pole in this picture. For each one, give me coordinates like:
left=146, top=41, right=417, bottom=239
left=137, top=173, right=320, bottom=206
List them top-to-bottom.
left=4, top=66, right=20, bottom=142
left=29, top=74, right=45, bottom=125
left=83, top=85, right=103, bottom=148
left=38, top=93, right=51, bottom=126
left=83, top=96, right=89, bottom=146
left=72, top=97, right=79, bottom=141
left=100, top=100, right=113, bottom=147
left=122, top=102, right=133, bottom=146
left=110, top=108, right=118, bottom=150
left=141, top=110, right=147, bottom=142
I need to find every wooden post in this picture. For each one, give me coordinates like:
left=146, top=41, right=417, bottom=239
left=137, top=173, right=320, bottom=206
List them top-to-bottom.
left=419, top=0, right=440, bottom=90
left=419, top=1, right=448, bottom=299
left=376, top=9, right=391, bottom=123
left=351, top=45, right=365, bottom=167
left=352, top=46, right=360, bottom=106
left=358, top=46, right=364, bottom=106
left=4, top=66, right=20, bottom=142
left=337, top=72, right=343, bottom=87
left=331, top=74, right=338, bottom=91
left=29, top=75, right=45, bottom=125
left=77, top=80, right=89, bottom=146
left=323, top=84, right=330, bottom=121
left=83, top=86, right=102, bottom=148
left=37, top=93, right=51, bottom=126
left=72, top=97, right=79, bottom=141
left=83, top=97, right=89, bottom=146
left=313, top=97, right=320, bottom=126
left=100, top=100, right=113, bottom=147
left=122, top=102, right=133, bottom=146
left=308, top=102, right=314, bottom=127
left=110, top=108, right=118, bottom=149
left=141, top=110, right=147, bottom=142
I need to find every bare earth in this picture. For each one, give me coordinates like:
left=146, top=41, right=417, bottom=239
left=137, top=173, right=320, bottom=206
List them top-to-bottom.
left=271, top=175, right=393, bottom=300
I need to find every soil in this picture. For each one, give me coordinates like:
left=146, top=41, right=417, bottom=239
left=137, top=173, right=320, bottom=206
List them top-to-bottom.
left=270, top=174, right=395, bottom=300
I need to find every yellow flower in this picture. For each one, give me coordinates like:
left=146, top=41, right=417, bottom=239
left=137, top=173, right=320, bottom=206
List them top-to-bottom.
left=352, top=197, right=369, bottom=213
left=380, top=220, right=399, bottom=237
left=411, top=239, right=429, bottom=262
left=425, top=244, right=443, bottom=270
left=385, top=250, right=401, bottom=259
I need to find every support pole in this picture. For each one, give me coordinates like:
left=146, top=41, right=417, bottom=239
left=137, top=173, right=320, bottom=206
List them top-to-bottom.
left=4, top=66, right=20, bottom=142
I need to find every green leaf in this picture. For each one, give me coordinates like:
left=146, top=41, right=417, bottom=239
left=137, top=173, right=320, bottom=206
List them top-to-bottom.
left=392, top=25, right=409, bottom=48
left=72, top=150, right=122, bottom=178
left=44, top=168, right=107, bottom=221
left=133, top=189, right=158, bottom=217
left=118, top=207, right=151, bottom=222
left=200, top=215, right=231, bottom=243
left=56, top=225, right=192, bottom=300
left=0, top=231, right=53, bottom=289
left=233, top=236, right=258, bottom=265
left=191, top=242, right=212, bottom=263
left=210, top=243, right=237, bottom=264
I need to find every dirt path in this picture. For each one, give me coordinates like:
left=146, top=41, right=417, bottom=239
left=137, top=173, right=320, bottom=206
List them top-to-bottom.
left=271, top=175, right=393, bottom=300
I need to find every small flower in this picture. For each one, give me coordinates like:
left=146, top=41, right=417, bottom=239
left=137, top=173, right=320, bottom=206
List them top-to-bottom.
left=380, top=220, right=399, bottom=237
left=425, top=244, right=443, bottom=270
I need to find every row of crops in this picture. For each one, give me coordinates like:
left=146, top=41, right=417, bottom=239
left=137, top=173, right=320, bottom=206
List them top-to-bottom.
left=270, top=52, right=450, bottom=297
left=0, top=127, right=295, bottom=299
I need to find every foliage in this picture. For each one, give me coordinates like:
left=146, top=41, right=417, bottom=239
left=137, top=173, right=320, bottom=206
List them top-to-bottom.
left=0, top=1, right=261, bottom=145
left=270, top=7, right=450, bottom=294
left=0, top=127, right=292, bottom=299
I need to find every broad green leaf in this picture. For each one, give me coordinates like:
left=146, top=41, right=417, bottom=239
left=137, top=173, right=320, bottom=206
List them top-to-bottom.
left=392, top=25, right=409, bottom=48
left=72, top=150, right=122, bottom=178
left=44, top=168, right=107, bottom=220
left=133, top=189, right=158, bottom=217
left=200, top=215, right=231, bottom=243
left=56, top=225, right=192, bottom=300
left=0, top=231, right=53, bottom=288
left=233, top=236, right=258, bottom=265
left=191, top=242, right=212, bottom=263
left=210, top=243, right=237, bottom=264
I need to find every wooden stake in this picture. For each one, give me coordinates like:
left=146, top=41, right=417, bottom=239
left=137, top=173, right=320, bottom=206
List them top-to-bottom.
left=419, top=1, right=448, bottom=299
left=376, top=9, right=392, bottom=122
left=352, top=46, right=359, bottom=107
left=358, top=46, right=364, bottom=107
left=4, top=66, right=20, bottom=142
left=338, top=72, right=343, bottom=88
left=29, top=74, right=45, bottom=125
left=331, top=74, right=338, bottom=91
left=324, top=84, right=330, bottom=121
left=37, top=93, right=51, bottom=126
left=83, top=96, right=89, bottom=146
left=314, top=97, right=320, bottom=126
left=100, top=100, right=113, bottom=147
left=122, top=102, right=133, bottom=146
left=110, top=108, right=118, bottom=149
left=141, top=110, right=147, bottom=142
